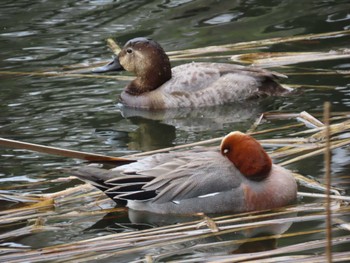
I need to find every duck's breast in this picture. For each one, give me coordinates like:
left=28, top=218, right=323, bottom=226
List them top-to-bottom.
left=242, top=165, right=297, bottom=211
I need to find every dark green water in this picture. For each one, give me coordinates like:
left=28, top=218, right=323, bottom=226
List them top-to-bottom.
left=0, top=0, right=350, bottom=261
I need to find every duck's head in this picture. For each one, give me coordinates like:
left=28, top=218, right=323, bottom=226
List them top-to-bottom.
left=94, top=37, right=172, bottom=94
left=220, top=131, right=272, bottom=180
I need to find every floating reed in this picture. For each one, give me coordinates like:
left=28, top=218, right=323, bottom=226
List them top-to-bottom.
left=1, top=29, right=350, bottom=80
left=231, top=50, right=350, bottom=68
left=324, top=102, right=332, bottom=263
left=0, top=109, right=350, bottom=262
left=0, top=137, right=133, bottom=163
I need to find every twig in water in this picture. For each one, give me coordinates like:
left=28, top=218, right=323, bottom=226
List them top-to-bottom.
left=324, top=101, right=332, bottom=263
left=0, top=137, right=134, bottom=163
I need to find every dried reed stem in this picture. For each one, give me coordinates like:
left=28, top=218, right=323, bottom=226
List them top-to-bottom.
left=106, top=38, right=121, bottom=55
left=0, top=70, right=132, bottom=80
left=324, top=101, right=332, bottom=263
left=0, top=137, right=133, bottom=163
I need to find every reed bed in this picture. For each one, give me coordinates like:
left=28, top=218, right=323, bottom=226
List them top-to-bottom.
left=0, top=108, right=349, bottom=262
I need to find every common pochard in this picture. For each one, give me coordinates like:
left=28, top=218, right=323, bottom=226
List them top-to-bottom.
left=93, top=38, right=290, bottom=109
left=71, top=131, right=297, bottom=214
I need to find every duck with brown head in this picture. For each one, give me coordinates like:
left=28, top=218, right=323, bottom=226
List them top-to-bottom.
left=93, top=38, right=291, bottom=109
left=118, top=38, right=172, bottom=95
left=71, top=131, right=297, bottom=214
left=220, top=131, right=272, bottom=180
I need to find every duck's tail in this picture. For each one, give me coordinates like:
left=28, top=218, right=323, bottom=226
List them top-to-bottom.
left=259, top=77, right=293, bottom=96
left=69, top=166, right=156, bottom=205
left=70, top=166, right=119, bottom=194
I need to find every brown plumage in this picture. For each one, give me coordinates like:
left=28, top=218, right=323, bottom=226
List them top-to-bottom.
left=93, top=38, right=291, bottom=109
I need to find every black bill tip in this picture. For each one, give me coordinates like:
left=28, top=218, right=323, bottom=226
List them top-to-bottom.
left=92, top=57, right=124, bottom=73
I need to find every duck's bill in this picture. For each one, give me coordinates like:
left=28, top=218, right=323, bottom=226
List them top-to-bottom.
left=92, top=57, right=124, bottom=73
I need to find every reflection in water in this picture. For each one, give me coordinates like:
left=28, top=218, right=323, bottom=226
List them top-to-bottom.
left=120, top=100, right=261, bottom=132
left=94, top=101, right=261, bottom=152
left=127, top=117, right=176, bottom=151
left=86, top=209, right=294, bottom=259
left=127, top=209, right=200, bottom=226
left=233, top=232, right=277, bottom=253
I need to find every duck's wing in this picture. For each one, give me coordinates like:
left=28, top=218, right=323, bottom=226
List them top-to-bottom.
left=165, top=63, right=289, bottom=102
left=68, top=149, right=205, bottom=201
left=70, top=150, right=242, bottom=205
left=111, top=150, right=242, bottom=203
left=142, top=154, right=243, bottom=204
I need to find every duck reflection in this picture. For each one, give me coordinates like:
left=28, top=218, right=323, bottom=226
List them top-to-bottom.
left=119, top=100, right=260, bottom=133
left=95, top=101, right=261, bottom=152
left=127, top=117, right=176, bottom=151
left=85, top=208, right=295, bottom=257
left=131, top=210, right=294, bottom=258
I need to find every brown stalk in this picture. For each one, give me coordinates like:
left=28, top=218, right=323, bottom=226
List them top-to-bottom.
left=324, top=102, right=332, bottom=263
left=0, top=137, right=134, bottom=163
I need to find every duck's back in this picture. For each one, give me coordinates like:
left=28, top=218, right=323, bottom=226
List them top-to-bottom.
left=164, top=63, right=222, bottom=93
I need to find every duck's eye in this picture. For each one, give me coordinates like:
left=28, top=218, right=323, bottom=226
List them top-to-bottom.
left=126, top=48, right=133, bottom=54
left=223, top=148, right=229, bottom=154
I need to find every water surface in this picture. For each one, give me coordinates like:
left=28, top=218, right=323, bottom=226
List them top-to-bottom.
left=0, top=0, right=350, bottom=261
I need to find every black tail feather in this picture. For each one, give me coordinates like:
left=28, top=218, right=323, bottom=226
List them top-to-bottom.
left=69, top=166, right=156, bottom=205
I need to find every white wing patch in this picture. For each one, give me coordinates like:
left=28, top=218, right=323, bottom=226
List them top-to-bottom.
left=198, top=192, right=220, bottom=198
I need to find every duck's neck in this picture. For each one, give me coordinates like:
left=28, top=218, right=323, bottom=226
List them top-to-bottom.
left=126, top=57, right=172, bottom=96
